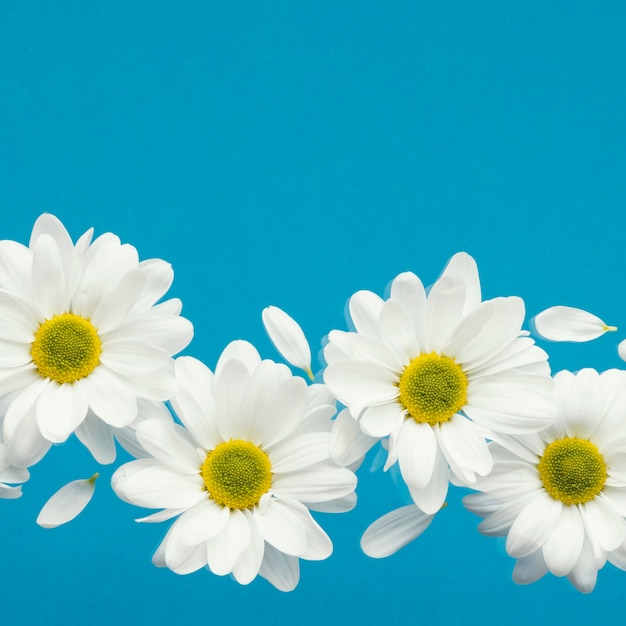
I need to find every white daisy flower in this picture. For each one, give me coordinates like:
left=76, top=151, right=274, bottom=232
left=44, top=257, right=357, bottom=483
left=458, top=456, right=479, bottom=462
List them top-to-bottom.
left=0, top=214, right=193, bottom=462
left=324, top=252, right=554, bottom=514
left=112, top=341, right=357, bottom=592
left=463, top=369, right=626, bottom=593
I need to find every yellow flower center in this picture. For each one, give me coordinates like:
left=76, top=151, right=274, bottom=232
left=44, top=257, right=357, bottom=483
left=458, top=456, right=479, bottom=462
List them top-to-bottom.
left=30, top=313, right=102, bottom=384
left=398, top=352, right=468, bottom=426
left=537, top=437, right=607, bottom=505
left=201, top=439, right=272, bottom=510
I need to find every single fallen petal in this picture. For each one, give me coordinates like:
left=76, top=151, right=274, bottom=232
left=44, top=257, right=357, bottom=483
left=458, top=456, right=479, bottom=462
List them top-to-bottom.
left=262, top=306, right=313, bottom=379
left=533, top=306, right=616, bottom=342
left=36, top=473, right=98, bottom=528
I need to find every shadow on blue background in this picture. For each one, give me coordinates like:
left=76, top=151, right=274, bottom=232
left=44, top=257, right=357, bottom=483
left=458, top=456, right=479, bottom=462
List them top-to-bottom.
left=1, top=2, right=626, bottom=624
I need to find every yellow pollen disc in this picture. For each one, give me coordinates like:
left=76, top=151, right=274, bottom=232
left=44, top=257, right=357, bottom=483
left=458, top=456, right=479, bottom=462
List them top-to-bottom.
left=30, top=313, right=102, bottom=384
left=398, top=352, right=468, bottom=426
left=538, top=437, right=607, bottom=505
left=201, top=439, right=272, bottom=510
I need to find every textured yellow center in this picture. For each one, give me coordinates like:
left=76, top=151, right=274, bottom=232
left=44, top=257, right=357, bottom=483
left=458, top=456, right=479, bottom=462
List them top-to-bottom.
left=30, top=314, right=102, bottom=384
left=398, top=352, right=468, bottom=425
left=538, top=437, right=607, bottom=505
left=201, top=439, right=272, bottom=510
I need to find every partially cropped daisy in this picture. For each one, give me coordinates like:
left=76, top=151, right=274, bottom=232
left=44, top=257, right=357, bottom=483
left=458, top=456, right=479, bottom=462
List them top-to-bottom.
left=0, top=214, right=193, bottom=461
left=324, top=252, right=554, bottom=514
left=112, top=341, right=356, bottom=591
left=464, top=369, right=626, bottom=593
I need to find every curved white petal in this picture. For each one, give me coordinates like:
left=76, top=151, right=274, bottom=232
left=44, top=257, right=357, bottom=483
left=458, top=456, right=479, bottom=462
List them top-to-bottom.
left=262, top=306, right=313, bottom=379
left=533, top=306, right=616, bottom=342
left=37, top=474, right=98, bottom=528
left=361, top=505, right=435, bottom=558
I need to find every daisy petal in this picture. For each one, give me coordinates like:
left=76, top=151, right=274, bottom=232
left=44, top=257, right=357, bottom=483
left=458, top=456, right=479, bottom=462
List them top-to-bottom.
left=262, top=306, right=313, bottom=379
left=533, top=306, right=616, bottom=342
left=330, top=408, right=379, bottom=467
left=37, top=474, right=98, bottom=528
left=506, top=492, right=562, bottom=558
left=542, top=504, right=584, bottom=576
left=361, top=505, right=435, bottom=558
left=258, top=543, right=300, bottom=592
left=512, top=550, right=548, bottom=585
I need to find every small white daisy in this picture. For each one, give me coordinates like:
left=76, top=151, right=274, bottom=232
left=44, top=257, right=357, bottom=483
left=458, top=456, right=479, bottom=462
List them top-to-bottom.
left=0, top=214, right=193, bottom=461
left=324, top=252, right=554, bottom=514
left=112, top=341, right=357, bottom=591
left=464, top=369, right=626, bottom=593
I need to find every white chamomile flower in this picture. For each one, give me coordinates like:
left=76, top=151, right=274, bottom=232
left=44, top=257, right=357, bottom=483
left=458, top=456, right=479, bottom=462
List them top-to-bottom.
left=0, top=214, right=193, bottom=462
left=324, top=252, right=554, bottom=514
left=533, top=305, right=617, bottom=342
left=112, top=341, right=356, bottom=592
left=464, top=369, right=626, bottom=594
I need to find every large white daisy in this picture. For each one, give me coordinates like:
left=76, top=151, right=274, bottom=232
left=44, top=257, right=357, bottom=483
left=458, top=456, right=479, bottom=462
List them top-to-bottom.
left=0, top=214, right=193, bottom=462
left=324, top=252, right=554, bottom=514
left=112, top=341, right=357, bottom=591
left=463, top=369, right=626, bottom=593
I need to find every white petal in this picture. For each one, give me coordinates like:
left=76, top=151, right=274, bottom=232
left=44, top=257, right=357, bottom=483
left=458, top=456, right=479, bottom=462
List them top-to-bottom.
left=31, top=234, right=68, bottom=318
left=439, top=252, right=481, bottom=315
left=347, top=290, right=384, bottom=338
left=262, top=306, right=313, bottom=379
left=533, top=306, right=616, bottom=342
left=618, top=339, right=626, bottom=362
left=214, top=340, right=261, bottom=379
left=171, top=356, right=218, bottom=449
left=323, top=360, right=399, bottom=415
left=79, top=367, right=137, bottom=427
left=36, top=382, right=88, bottom=443
left=360, top=401, right=405, bottom=438
left=330, top=408, right=379, bottom=467
left=74, top=412, right=116, bottom=464
left=435, top=415, right=492, bottom=484
left=135, top=419, right=204, bottom=473
left=396, top=420, right=437, bottom=491
left=269, top=432, right=332, bottom=473
left=408, top=446, right=449, bottom=514
left=111, top=459, right=205, bottom=509
left=272, top=463, right=356, bottom=503
left=37, top=474, right=98, bottom=528
left=506, top=492, right=562, bottom=558
left=581, top=496, right=626, bottom=552
left=254, top=498, right=307, bottom=556
left=175, top=499, right=230, bottom=545
left=542, top=504, right=584, bottom=576
left=361, top=505, right=435, bottom=558
left=205, top=509, right=252, bottom=575
left=232, top=509, right=265, bottom=584
left=163, top=519, right=208, bottom=574
left=566, top=533, right=598, bottom=593
left=258, top=542, right=300, bottom=592
left=512, top=550, right=548, bottom=585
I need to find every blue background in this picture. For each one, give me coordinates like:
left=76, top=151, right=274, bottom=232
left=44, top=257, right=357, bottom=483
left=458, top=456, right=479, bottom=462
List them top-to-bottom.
left=1, top=2, right=626, bottom=624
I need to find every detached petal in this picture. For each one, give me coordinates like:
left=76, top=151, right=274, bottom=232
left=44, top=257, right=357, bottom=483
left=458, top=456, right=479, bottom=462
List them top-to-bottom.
left=262, top=306, right=313, bottom=379
left=533, top=306, right=616, bottom=342
left=37, top=473, right=98, bottom=528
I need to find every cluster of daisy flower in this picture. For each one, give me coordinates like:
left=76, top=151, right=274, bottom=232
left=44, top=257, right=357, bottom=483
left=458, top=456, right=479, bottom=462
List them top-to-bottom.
left=1, top=214, right=625, bottom=594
